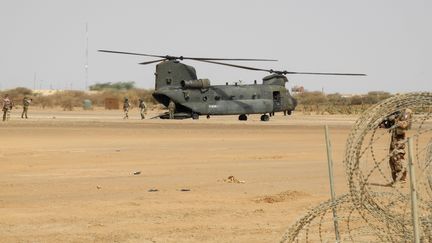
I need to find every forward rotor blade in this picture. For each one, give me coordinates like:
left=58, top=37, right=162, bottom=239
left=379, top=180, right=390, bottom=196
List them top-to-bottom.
left=98, top=50, right=165, bottom=59
left=98, top=50, right=277, bottom=62
left=139, top=59, right=167, bottom=65
left=196, top=60, right=271, bottom=72
left=284, top=71, right=366, bottom=76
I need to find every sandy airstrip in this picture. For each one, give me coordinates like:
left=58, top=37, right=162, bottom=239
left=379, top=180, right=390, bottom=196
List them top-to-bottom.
left=0, top=108, right=358, bottom=242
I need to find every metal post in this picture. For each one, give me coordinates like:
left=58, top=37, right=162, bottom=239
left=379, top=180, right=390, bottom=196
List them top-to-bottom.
left=324, top=125, right=341, bottom=242
left=407, top=137, right=420, bottom=243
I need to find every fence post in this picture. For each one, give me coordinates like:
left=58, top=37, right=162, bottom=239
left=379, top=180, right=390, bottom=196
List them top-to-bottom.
left=324, top=125, right=341, bottom=242
left=407, top=137, right=421, bottom=243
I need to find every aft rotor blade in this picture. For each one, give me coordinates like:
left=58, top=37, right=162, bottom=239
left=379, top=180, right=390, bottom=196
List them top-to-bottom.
left=98, top=50, right=165, bottom=59
left=185, top=57, right=277, bottom=61
left=139, top=59, right=167, bottom=65
left=196, top=60, right=272, bottom=72
left=198, top=60, right=366, bottom=76
left=284, top=71, right=366, bottom=76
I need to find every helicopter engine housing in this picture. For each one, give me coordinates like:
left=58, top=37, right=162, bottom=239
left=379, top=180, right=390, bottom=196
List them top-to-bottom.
left=262, top=74, right=288, bottom=86
left=181, top=79, right=211, bottom=89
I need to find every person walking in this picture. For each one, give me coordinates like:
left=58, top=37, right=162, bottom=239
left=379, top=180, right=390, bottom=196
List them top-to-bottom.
left=21, top=97, right=32, bottom=119
left=123, top=97, right=131, bottom=119
left=138, top=98, right=147, bottom=120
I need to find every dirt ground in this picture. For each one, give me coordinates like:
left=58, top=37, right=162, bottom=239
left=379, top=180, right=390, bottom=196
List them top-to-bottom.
left=0, top=108, right=358, bottom=242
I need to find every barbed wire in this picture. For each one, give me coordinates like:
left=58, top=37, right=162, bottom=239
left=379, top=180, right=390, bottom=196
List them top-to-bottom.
left=281, top=92, right=432, bottom=242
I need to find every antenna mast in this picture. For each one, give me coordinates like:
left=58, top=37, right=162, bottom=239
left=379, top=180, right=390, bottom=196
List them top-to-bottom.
left=85, top=22, right=89, bottom=90
left=33, top=72, right=36, bottom=90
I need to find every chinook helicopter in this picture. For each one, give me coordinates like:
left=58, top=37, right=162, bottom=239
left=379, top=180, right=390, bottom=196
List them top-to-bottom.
left=99, top=50, right=365, bottom=121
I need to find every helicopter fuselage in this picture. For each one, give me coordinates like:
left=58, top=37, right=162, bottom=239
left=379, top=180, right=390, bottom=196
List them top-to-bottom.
left=151, top=60, right=297, bottom=119
left=153, top=83, right=296, bottom=116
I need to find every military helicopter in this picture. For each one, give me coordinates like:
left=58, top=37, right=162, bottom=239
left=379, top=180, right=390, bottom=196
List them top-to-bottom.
left=99, top=50, right=365, bottom=121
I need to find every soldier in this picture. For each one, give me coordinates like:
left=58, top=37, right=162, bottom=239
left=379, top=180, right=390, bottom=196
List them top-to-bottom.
left=2, top=94, right=13, bottom=121
left=21, top=97, right=32, bottom=119
left=123, top=97, right=131, bottom=119
left=138, top=98, right=147, bottom=119
left=168, top=100, right=176, bottom=119
left=381, top=108, right=412, bottom=185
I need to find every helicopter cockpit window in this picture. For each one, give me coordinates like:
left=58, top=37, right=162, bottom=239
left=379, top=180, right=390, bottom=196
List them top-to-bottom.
left=273, top=91, right=281, bottom=101
left=273, top=91, right=281, bottom=106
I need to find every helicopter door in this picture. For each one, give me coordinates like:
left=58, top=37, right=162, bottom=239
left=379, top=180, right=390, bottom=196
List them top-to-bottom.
left=273, top=91, right=281, bottom=111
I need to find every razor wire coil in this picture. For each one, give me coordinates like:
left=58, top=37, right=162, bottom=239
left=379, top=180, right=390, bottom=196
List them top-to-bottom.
left=281, top=92, right=432, bottom=242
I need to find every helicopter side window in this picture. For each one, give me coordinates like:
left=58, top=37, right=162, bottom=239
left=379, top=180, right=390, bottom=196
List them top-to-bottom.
left=166, top=78, right=172, bottom=85
left=183, top=92, right=190, bottom=101
left=252, top=94, right=257, bottom=99
left=230, top=95, right=235, bottom=100
left=203, top=96, right=208, bottom=101
left=214, top=96, right=221, bottom=101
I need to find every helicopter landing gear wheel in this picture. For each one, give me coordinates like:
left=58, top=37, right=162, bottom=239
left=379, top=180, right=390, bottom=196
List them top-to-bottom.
left=287, top=110, right=292, bottom=115
left=192, top=113, right=199, bottom=120
left=238, top=114, right=247, bottom=121
left=260, top=114, right=269, bottom=122
left=206, top=115, right=210, bottom=119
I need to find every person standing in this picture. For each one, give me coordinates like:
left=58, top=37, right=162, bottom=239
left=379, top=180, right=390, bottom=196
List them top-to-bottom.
left=2, top=94, right=13, bottom=121
left=21, top=97, right=32, bottom=119
left=123, top=97, right=131, bottom=119
left=138, top=98, right=147, bottom=120
left=168, top=100, right=176, bottom=119
left=382, top=108, right=412, bottom=185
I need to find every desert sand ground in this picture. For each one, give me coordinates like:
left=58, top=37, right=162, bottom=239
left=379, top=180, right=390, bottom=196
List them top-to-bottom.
left=0, top=108, right=358, bottom=242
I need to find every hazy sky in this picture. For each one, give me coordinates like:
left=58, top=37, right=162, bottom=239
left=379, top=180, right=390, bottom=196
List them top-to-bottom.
left=0, top=0, right=430, bottom=93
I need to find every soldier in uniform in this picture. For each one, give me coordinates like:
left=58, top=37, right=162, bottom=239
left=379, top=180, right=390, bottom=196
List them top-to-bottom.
left=2, top=94, right=13, bottom=121
left=21, top=97, right=32, bottom=119
left=123, top=97, right=131, bottom=119
left=138, top=98, right=147, bottom=120
left=168, top=100, right=176, bottom=119
left=381, top=108, right=412, bottom=185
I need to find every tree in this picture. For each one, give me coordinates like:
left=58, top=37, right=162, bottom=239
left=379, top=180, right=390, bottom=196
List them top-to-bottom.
left=89, top=81, right=136, bottom=91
